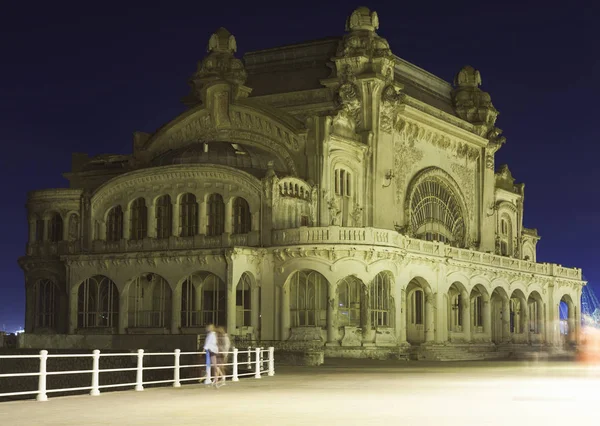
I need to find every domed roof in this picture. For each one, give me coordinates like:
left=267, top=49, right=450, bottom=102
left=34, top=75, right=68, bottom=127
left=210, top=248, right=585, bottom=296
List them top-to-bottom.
left=152, top=142, right=288, bottom=177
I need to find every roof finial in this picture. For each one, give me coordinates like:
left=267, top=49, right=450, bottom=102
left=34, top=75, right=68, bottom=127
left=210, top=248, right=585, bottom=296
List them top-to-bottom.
left=345, top=7, right=379, bottom=32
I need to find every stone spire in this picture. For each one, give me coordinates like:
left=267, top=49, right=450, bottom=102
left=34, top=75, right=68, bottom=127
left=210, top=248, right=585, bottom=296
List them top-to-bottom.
left=184, top=28, right=249, bottom=106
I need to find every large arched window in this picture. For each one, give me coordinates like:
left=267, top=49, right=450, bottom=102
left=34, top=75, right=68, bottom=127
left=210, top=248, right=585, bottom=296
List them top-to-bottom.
left=408, top=174, right=466, bottom=247
left=180, top=193, right=198, bottom=237
left=207, top=193, right=225, bottom=236
left=155, top=195, right=172, bottom=239
left=232, top=197, right=251, bottom=234
left=130, top=198, right=147, bottom=240
left=106, top=206, right=123, bottom=242
left=48, top=213, right=63, bottom=242
left=499, top=215, right=512, bottom=256
left=289, top=270, right=327, bottom=327
left=180, top=272, right=226, bottom=327
left=370, top=272, right=392, bottom=327
left=236, top=273, right=252, bottom=327
left=128, top=274, right=172, bottom=328
left=77, top=275, right=119, bottom=328
left=338, top=276, right=362, bottom=327
left=34, top=279, right=58, bottom=329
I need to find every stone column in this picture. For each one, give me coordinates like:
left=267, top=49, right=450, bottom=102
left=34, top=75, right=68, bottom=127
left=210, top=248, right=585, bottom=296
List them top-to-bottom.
left=224, top=198, right=233, bottom=235
left=147, top=201, right=156, bottom=238
left=199, top=201, right=207, bottom=235
left=171, top=202, right=180, bottom=237
left=123, top=208, right=131, bottom=240
left=251, top=212, right=260, bottom=232
left=62, top=214, right=69, bottom=241
left=28, top=217, right=36, bottom=243
left=43, top=218, right=49, bottom=241
left=99, top=221, right=107, bottom=240
left=326, top=281, right=336, bottom=344
left=227, top=283, right=237, bottom=335
left=171, top=284, right=182, bottom=334
left=281, top=285, right=290, bottom=340
left=68, top=286, right=78, bottom=334
left=251, top=286, right=260, bottom=332
left=399, top=289, right=407, bottom=344
left=118, top=291, right=128, bottom=334
left=435, top=291, right=445, bottom=343
left=425, top=293, right=435, bottom=342
left=461, top=293, right=471, bottom=343
left=502, top=298, right=510, bottom=343
left=483, top=299, right=492, bottom=342
left=522, top=300, right=530, bottom=343
left=568, top=301, right=576, bottom=345
left=539, top=302, right=546, bottom=344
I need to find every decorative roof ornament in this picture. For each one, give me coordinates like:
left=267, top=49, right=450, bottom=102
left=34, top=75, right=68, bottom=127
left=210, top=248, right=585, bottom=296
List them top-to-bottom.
left=345, top=6, right=379, bottom=32
left=184, top=28, right=249, bottom=106
left=451, top=65, right=498, bottom=129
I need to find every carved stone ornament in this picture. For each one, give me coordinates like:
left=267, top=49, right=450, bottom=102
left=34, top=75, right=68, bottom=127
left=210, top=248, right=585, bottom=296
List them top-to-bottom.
left=186, top=28, right=248, bottom=105
left=451, top=65, right=499, bottom=128
left=380, top=85, right=403, bottom=133
left=327, top=197, right=342, bottom=225
left=350, top=203, right=363, bottom=227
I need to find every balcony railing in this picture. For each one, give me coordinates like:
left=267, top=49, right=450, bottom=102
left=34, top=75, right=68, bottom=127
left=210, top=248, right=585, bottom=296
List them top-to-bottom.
left=271, top=226, right=583, bottom=281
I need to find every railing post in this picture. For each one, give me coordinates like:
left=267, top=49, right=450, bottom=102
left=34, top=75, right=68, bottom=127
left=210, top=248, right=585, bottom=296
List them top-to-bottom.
left=247, top=346, right=252, bottom=370
left=254, top=347, right=261, bottom=379
left=268, top=347, right=275, bottom=376
left=232, top=348, right=239, bottom=382
left=90, top=349, right=100, bottom=396
left=135, top=349, right=144, bottom=391
left=173, top=349, right=181, bottom=388
left=36, top=350, right=48, bottom=402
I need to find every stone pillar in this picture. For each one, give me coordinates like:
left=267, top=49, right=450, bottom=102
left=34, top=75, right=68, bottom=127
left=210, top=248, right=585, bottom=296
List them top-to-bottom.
left=224, top=198, right=233, bottom=235
left=147, top=200, right=156, bottom=238
left=199, top=201, right=207, bottom=235
left=172, top=202, right=180, bottom=237
left=123, top=208, right=131, bottom=240
left=251, top=212, right=260, bottom=232
left=62, top=214, right=69, bottom=241
left=28, top=217, right=36, bottom=243
left=43, top=218, right=49, bottom=241
left=99, top=221, right=107, bottom=240
left=326, top=281, right=335, bottom=344
left=227, top=283, right=236, bottom=335
left=24, top=284, right=35, bottom=333
left=171, top=284, right=182, bottom=334
left=281, top=285, right=290, bottom=340
left=251, top=286, right=260, bottom=332
left=68, top=287, right=78, bottom=334
left=399, top=289, right=407, bottom=344
left=118, top=291, right=128, bottom=334
left=435, top=291, right=445, bottom=343
left=425, top=293, right=435, bottom=342
left=461, top=293, right=471, bottom=343
left=502, top=298, right=510, bottom=343
left=483, top=299, right=492, bottom=342
left=522, top=300, right=530, bottom=343
left=568, top=301, right=576, bottom=345
left=539, top=302, right=546, bottom=344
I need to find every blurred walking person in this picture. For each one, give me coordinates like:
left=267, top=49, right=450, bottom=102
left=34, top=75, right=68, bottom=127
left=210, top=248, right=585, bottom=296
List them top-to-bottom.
left=202, top=324, right=218, bottom=384
left=214, top=326, right=231, bottom=388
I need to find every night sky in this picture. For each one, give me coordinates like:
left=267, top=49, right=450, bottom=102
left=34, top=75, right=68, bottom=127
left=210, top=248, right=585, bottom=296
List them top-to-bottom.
left=0, top=1, right=597, bottom=332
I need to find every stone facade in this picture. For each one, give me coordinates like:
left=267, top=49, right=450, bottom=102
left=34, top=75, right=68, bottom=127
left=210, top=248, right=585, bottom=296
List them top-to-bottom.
left=19, top=7, right=584, bottom=358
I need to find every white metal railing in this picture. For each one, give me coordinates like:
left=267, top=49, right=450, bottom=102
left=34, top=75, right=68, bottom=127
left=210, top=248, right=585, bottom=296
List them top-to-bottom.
left=0, top=346, right=274, bottom=402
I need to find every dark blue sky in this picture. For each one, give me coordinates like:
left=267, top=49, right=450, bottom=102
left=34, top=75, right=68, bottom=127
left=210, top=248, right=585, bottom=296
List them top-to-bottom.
left=0, top=1, right=598, bottom=332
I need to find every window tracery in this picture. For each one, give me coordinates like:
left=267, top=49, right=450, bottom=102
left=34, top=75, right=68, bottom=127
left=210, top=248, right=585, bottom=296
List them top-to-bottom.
left=180, top=193, right=198, bottom=237
left=155, top=195, right=172, bottom=239
left=232, top=197, right=251, bottom=234
left=130, top=198, right=147, bottom=240
left=106, top=206, right=123, bottom=242
left=289, top=270, right=327, bottom=327
left=371, top=272, right=392, bottom=327
left=77, top=275, right=119, bottom=328
left=338, top=276, right=362, bottom=327
left=34, top=279, right=58, bottom=329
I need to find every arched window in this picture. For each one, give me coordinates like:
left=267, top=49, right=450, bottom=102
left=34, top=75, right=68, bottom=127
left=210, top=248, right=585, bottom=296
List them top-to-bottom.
left=409, top=176, right=465, bottom=247
left=180, top=193, right=198, bottom=237
left=207, top=193, right=225, bottom=236
left=155, top=195, right=172, bottom=239
left=130, top=198, right=147, bottom=240
left=232, top=198, right=251, bottom=234
left=106, top=206, right=123, bottom=242
left=48, top=213, right=63, bottom=242
left=68, top=213, right=79, bottom=242
left=499, top=216, right=512, bottom=256
left=289, top=270, right=327, bottom=327
left=370, top=272, right=392, bottom=327
left=180, top=273, right=226, bottom=327
left=236, top=273, right=252, bottom=327
left=128, top=274, right=172, bottom=328
left=77, top=276, right=119, bottom=328
left=338, top=276, right=362, bottom=327
left=34, top=279, right=58, bottom=329
left=451, top=294, right=463, bottom=329
left=473, top=295, right=483, bottom=328
left=510, top=298, right=522, bottom=334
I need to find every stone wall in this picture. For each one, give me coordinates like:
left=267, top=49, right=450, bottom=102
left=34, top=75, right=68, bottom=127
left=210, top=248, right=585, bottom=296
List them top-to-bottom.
left=18, top=333, right=200, bottom=351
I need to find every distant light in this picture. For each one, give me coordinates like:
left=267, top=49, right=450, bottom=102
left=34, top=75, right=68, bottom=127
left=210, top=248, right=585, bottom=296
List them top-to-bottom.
left=15, top=328, right=24, bottom=334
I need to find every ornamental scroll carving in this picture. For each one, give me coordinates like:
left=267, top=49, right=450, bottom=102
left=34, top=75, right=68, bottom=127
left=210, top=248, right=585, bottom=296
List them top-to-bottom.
left=380, top=85, right=403, bottom=133
left=450, top=162, right=475, bottom=216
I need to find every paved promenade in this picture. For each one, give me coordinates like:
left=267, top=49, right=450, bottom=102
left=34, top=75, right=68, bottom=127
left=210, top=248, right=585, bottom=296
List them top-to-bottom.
left=1, top=360, right=599, bottom=426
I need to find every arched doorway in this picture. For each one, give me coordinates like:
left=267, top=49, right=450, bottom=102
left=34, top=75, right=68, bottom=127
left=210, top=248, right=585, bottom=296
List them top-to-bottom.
left=288, top=270, right=328, bottom=328
left=180, top=272, right=226, bottom=328
left=236, top=272, right=259, bottom=337
left=127, top=274, right=172, bottom=329
left=77, top=275, right=119, bottom=331
left=337, top=275, right=364, bottom=327
left=406, top=277, right=433, bottom=344
left=447, top=281, right=469, bottom=342
left=470, top=284, right=490, bottom=341
left=490, top=287, right=509, bottom=344
left=509, top=289, right=528, bottom=342
left=527, top=291, right=544, bottom=343
left=559, top=294, right=576, bottom=347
